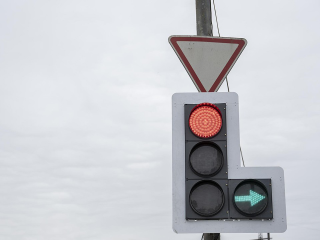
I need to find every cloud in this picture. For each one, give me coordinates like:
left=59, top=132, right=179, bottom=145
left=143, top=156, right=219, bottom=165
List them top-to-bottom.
left=0, top=0, right=319, bottom=239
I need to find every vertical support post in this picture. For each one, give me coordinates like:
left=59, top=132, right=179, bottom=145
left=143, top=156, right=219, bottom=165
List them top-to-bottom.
left=195, top=0, right=213, bottom=36
left=196, top=0, right=216, bottom=240
left=196, top=0, right=220, bottom=240
left=196, top=2, right=217, bottom=240
left=203, top=233, right=220, bottom=240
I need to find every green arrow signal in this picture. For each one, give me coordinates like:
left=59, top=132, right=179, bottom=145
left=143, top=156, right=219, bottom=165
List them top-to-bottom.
left=234, top=190, right=266, bottom=206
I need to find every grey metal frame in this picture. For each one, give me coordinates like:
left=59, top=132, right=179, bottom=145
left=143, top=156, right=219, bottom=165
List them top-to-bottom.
left=172, top=92, right=287, bottom=233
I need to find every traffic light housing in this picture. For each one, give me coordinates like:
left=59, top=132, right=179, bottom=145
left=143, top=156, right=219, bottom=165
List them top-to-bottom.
left=172, top=92, right=286, bottom=233
left=185, top=103, right=228, bottom=220
left=229, top=179, right=273, bottom=219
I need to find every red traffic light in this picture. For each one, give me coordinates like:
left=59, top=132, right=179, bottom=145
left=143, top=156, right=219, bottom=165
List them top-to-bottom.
left=189, top=103, right=222, bottom=138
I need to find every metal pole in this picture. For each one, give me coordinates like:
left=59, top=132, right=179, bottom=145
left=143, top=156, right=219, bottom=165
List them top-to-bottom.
left=195, top=0, right=213, bottom=36
left=196, top=1, right=218, bottom=239
left=203, top=233, right=220, bottom=240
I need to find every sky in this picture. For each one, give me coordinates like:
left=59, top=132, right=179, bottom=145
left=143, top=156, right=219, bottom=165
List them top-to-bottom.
left=0, top=0, right=319, bottom=239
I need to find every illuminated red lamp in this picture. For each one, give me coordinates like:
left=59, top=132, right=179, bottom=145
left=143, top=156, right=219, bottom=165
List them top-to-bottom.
left=189, top=103, right=222, bottom=138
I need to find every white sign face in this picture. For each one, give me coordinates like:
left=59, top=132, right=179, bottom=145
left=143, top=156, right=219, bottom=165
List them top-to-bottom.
left=169, top=36, right=247, bottom=92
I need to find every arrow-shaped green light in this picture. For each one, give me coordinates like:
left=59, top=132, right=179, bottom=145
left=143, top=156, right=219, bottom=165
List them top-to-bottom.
left=234, top=190, right=266, bottom=206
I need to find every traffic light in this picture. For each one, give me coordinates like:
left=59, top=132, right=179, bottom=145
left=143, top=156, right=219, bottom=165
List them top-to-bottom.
left=172, top=92, right=286, bottom=233
left=184, top=100, right=273, bottom=220
left=185, top=102, right=228, bottom=220
left=229, top=179, right=273, bottom=219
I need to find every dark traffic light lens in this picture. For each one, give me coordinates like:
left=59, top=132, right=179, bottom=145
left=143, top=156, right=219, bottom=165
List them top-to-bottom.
left=189, top=103, right=222, bottom=138
left=189, top=143, right=223, bottom=176
left=233, top=180, right=268, bottom=217
left=189, top=181, right=224, bottom=216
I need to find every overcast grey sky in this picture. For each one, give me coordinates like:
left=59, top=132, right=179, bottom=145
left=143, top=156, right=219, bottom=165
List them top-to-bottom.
left=0, top=0, right=319, bottom=239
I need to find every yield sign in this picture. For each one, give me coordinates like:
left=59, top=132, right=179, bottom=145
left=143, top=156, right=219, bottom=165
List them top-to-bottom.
left=169, top=36, right=247, bottom=92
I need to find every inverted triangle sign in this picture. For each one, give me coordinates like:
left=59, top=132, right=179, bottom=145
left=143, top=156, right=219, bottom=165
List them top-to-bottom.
left=169, top=36, right=247, bottom=92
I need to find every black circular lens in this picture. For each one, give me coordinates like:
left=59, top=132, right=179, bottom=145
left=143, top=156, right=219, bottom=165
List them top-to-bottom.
left=189, top=143, right=223, bottom=176
left=233, top=180, right=268, bottom=217
left=189, top=181, right=224, bottom=216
